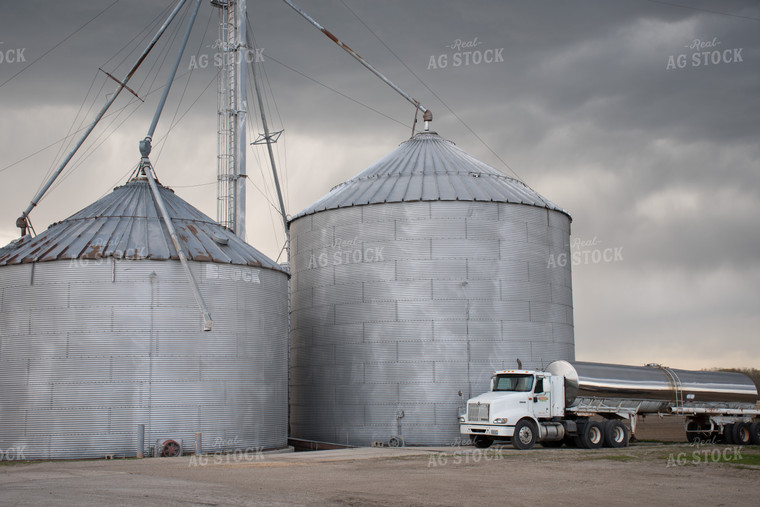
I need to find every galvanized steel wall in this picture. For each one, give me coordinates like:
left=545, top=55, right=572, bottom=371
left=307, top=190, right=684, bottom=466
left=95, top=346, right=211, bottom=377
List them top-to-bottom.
left=289, top=200, right=574, bottom=446
left=0, top=259, right=288, bottom=459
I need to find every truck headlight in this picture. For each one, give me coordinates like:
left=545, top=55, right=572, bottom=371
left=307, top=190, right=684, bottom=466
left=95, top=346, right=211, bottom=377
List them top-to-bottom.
left=458, top=416, right=466, bottom=423
left=493, top=418, right=507, bottom=424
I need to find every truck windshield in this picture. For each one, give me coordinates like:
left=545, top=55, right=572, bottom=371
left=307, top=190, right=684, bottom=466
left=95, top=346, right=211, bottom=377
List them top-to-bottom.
left=492, top=374, right=534, bottom=392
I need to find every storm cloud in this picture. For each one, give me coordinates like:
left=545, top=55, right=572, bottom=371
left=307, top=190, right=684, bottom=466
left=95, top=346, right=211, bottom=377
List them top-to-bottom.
left=1, top=0, right=758, bottom=369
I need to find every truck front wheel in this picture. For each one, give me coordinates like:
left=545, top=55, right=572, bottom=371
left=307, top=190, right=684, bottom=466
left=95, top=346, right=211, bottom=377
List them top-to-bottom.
left=512, top=420, right=537, bottom=450
left=473, top=435, right=493, bottom=449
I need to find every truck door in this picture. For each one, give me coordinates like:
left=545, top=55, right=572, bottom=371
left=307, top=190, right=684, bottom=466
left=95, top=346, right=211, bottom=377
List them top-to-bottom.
left=532, top=376, right=551, bottom=418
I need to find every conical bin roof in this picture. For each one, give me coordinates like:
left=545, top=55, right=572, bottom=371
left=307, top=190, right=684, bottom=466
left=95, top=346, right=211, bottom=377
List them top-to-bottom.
left=293, top=131, right=570, bottom=220
left=0, top=177, right=285, bottom=271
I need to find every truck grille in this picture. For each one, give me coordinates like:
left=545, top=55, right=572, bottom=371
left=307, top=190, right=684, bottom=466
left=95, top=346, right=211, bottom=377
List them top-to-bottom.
left=467, top=403, right=489, bottom=422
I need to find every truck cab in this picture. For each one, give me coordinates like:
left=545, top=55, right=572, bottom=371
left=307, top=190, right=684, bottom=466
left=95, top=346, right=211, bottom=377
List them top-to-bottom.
left=459, top=370, right=565, bottom=449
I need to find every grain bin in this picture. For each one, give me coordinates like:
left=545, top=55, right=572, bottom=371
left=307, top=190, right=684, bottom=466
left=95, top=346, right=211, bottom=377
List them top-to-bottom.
left=288, top=131, right=574, bottom=446
left=0, top=175, right=289, bottom=459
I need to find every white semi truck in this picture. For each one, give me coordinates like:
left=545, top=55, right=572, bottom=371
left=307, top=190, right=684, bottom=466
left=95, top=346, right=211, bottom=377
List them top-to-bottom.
left=459, top=360, right=760, bottom=450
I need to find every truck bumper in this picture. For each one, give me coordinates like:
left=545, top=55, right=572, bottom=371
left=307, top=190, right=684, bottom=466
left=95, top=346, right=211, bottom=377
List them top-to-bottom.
left=460, top=424, right=514, bottom=438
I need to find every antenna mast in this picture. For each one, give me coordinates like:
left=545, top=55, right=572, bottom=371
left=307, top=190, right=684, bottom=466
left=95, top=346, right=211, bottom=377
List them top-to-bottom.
left=213, top=0, right=247, bottom=239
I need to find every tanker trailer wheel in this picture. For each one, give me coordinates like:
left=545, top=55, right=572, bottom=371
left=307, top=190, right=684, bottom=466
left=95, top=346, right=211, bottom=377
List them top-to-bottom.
left=512, top=419, right=537, bottom=450
left=603, top=420, right=629, bottom=448
left=578, top=421, right=604, bottom=449
left=685, top=421, right=707, bottom=444
left=733, top=422, right=751, bottom=446
left=750, top=422, right=760, bottom=446
left=722, top=424, right=735, bottom=445
left=473, top=435, right=493, bottom=449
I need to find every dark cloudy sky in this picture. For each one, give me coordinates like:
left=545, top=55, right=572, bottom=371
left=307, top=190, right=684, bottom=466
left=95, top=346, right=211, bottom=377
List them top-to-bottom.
left=1, top=0, right=758, bottom=369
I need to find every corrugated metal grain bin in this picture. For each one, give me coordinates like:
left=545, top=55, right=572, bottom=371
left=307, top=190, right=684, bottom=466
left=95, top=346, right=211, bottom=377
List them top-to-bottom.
left=288, top=131, right=574, bottom=446
left=0, top=177, right=289, bottom=459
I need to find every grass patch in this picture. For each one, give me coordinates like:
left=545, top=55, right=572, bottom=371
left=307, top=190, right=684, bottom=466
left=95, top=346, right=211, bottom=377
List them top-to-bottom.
left=630, top=440, right=682, bottom=446
left=730, top=453, right=760, bottom=467
left=579, top=454, right=639, bottom=462
left=0, top=455, right=142, bottom=467
left=0, top=460, right=46, bottom=467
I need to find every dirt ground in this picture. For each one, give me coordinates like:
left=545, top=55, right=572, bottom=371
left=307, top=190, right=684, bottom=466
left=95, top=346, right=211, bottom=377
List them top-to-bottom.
left=2, top=419, right=758, bottom=507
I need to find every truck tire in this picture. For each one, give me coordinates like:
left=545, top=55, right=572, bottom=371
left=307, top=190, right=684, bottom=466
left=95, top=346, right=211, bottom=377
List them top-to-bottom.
left=512, top=420, right=537, bottom=450
left=603, top=420, right=629, bottom=448
left=578, top=421, right=604, bottom=449
left=733, top=422, right=751, bottom=446
left=750, top=422, right=760, bottom=446
left=722, top=424, right=735, bottom=445
left=473, top=435, right=493, bottom=449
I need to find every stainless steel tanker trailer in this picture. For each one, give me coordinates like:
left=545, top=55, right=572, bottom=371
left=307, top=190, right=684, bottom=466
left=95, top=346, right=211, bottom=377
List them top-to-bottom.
left=459, top=361, right=760, bottom=450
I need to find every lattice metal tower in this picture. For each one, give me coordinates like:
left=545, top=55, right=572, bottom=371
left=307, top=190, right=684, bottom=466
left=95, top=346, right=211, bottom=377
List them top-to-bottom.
left=213, top=0, right=247, bottom=239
